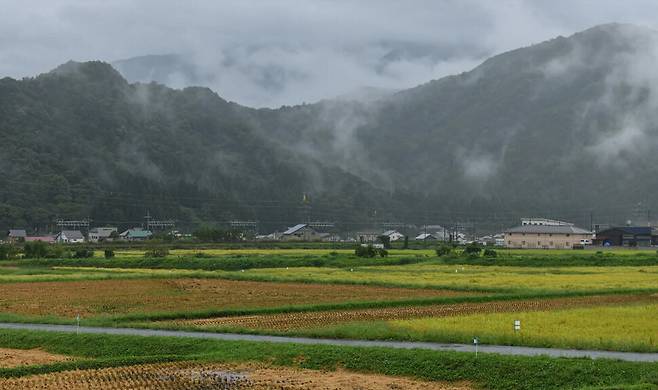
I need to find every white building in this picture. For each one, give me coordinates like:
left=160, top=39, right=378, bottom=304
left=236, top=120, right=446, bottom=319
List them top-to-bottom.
left=55, top=230, right=85, bottom=244
left=382, top=230, right=405, bottom=242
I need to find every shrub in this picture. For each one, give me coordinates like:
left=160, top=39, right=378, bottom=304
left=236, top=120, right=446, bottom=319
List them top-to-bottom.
left=23, top=241, right=49, bottom=259
left=463, top=242, right=482, bottom=256
left=0, top=244, right=18, bottom=260
left=435, top=244, right=453, bottom=256
left=44, top=245, right=69, bottom=259
left=355, top=245, right=388, bottom=258
left=355, top=245, right=376, bottom=258
left=144, top=247, right=169, bottom=258
left=73, top=248, right=94, bottom=259
left=483, top=248, right=497, bottom=257
left=104, top=249, right=115, bottom=259
left=194, top=252, right=212, bottom=258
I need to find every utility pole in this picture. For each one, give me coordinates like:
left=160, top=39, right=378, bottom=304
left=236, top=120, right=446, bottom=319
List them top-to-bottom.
left=648, top=209, right=652, bottom=227
left=590, top=211, right=593, bottom=232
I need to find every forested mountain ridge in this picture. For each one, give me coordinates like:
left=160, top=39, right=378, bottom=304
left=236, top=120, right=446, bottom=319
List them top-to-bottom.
left=3, top=23, right=658, bottom=232
left=0, top=61, right=408, bottom=231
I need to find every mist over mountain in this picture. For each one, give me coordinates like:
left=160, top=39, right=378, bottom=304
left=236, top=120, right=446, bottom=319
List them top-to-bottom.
left=3, top=23, right=658, bottom=232
left=111, top=40, right=484, bottom=108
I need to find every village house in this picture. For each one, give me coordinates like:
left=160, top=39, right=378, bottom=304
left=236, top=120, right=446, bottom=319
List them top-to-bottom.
left=504, top=221, right=592, bottom=249
left=280, top=224, right=321, bottom=241
left=420, top=225, right=449, bottom=241
left=88, top=227, right=118, bottom=243
left=593, top=227, right=657, bottom=247
left=119, top=228, right=152, bottom=241
left=5, top=229, right=27, bottom=243
left=55, top=230, right=85, bottom=244
left=355, top=230, right=380, bottom=243
left=381, top=230, right=405, bottom=242
left=415, top=233, right=438, bottom=241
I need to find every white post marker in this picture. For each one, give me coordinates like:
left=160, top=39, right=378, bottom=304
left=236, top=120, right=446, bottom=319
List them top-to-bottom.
left=76, top=314, right=80, bottom=334
left=514, top=320, right=521, bottom=332
left=473, top=337, right=479, bottom=357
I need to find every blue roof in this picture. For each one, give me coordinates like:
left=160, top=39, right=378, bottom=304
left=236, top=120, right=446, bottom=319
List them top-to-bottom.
left=606, top=226, right=652, bottom=235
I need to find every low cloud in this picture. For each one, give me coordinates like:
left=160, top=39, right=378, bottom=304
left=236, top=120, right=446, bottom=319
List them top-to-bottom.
left=5, top=1, right=658, bottom=107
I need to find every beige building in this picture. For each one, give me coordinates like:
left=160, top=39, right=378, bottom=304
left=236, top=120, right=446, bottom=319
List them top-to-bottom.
left=280, top=224, right=322, bottom=241
left=504, top=224, right=592, bottom=249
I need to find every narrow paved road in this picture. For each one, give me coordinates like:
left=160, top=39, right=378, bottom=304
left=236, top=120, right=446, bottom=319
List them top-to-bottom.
left=0, top=322, right=656, bottom=362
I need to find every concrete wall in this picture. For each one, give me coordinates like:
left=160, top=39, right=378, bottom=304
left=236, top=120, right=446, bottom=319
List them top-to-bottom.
left=504, top=232, right=591, bottom=249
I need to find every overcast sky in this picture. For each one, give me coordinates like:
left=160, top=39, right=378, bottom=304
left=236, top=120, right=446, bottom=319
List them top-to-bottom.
left=3, top=0, right=658, bottom=107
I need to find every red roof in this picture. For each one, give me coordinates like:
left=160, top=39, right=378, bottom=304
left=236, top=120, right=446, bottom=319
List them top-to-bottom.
left=24, top=236, right=55, bottom=243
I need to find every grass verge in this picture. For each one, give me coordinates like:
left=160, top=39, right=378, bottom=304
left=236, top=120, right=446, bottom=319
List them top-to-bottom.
left=0, top=329, right=655, bottom=389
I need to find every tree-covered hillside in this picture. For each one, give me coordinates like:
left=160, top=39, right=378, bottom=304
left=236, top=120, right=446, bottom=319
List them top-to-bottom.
left=3, top=24, right=658, bottom=232
left=0, top=61, right=409, bottom=232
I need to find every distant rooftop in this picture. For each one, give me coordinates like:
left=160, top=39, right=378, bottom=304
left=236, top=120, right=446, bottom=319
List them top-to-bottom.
left=520, top=218, right=573, bottom=226
left=283, top=224, right=308, bottom=235
left=505, top=225, right=591, bottom=234
left=7, top=229, right=26, bottom=238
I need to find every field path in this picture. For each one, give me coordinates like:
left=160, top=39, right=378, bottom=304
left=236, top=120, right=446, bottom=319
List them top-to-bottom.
left=0, top=322, right=657, bottom=362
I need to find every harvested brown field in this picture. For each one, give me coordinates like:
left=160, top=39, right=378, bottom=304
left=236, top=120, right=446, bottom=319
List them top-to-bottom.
left=0, top=278, right=474, bottom=318
left=177, top=294, right=658, bottom=331
left=0, top=348, right=71, bottom=368
left=0, top=361, right=472, bottom=389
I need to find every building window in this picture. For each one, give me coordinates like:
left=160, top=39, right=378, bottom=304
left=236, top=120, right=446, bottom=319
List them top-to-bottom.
left=566, top=234, right=570, bottom=237
left=538, top=241, right=541, bottom=246
left=549, top=241, right=554, bottom=246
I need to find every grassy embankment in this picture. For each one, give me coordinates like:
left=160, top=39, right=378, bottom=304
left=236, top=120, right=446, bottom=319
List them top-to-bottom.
left=0, top=329, right=656, bottom=390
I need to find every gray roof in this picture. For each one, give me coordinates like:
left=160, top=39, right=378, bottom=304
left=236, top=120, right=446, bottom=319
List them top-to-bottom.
left=283, top=224, right=308, bottom=235
left=505, top=225, right=591, bottom=234
left=7, top=229, right=27, bottom=238
left=59, top=230, right=84, bottom=240
left=382, top=230, right=400, bottom=236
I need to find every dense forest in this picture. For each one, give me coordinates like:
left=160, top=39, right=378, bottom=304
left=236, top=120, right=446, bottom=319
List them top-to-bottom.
left=3, top=24, right=658, bottom=232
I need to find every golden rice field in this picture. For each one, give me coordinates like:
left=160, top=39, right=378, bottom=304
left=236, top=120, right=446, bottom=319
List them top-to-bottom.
left=240, top=263, right=658, bottom=292
left=0, top=278, right=468, bottom=318
left=173, top=294, right=657, bottom=331
left=389, top=302, right=658, bottom=352
left=0, top=361, right=471, bottom=390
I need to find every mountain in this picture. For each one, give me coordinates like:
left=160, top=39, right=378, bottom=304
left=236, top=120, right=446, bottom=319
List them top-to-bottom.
left=2, top=23, right=658, bottom=232
left=255, top=23, right=658, bottom=225
left=0, top=61, right=410, bottom=232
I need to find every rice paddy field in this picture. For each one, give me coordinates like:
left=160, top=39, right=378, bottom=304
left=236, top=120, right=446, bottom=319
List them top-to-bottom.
left=1, top=247, right=658, bottom=388
left=228, top=263, right=658, bottom=293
